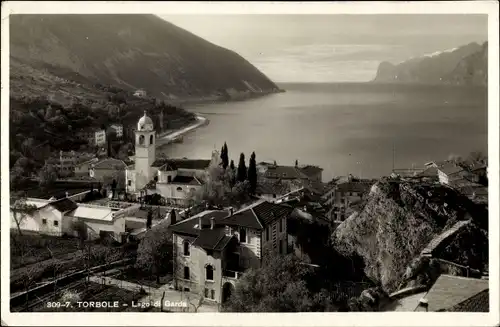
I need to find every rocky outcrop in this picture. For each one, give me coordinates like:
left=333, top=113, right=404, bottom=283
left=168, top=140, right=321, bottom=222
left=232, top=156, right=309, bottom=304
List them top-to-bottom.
left=10, top=14, right=280, bottom=100
left=373, top=42, right=487, bottom=86
left=332, top=179, right=488, bottom=294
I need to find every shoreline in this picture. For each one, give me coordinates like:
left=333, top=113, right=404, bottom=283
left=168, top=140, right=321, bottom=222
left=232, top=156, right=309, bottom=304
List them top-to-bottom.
left=155, top=115, right=209, bottom=147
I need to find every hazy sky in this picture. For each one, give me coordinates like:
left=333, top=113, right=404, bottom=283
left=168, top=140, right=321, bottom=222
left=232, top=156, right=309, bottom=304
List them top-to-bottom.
left=160, top=14, right=487, bottom=83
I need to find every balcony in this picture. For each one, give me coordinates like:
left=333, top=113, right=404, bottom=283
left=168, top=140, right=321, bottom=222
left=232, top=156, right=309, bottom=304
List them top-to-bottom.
left=222, top=270, right=242, bottom=279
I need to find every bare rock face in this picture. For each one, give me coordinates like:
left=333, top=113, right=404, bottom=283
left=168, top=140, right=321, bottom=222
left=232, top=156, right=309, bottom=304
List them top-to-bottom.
left=10, top=14, right=279, bottom=100
left=372, top=42, right=487, bottom=86
left=333, top=180, right=488, bottom=294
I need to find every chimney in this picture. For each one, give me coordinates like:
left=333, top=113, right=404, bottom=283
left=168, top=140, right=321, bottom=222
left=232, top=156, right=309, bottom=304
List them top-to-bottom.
left=66, top=191, right=69, bottom=198
left=198, top=217, right=203, bottom=230
left=210, top=217, right=215, bottom=230
left=418, top=298, right=429, bottom=312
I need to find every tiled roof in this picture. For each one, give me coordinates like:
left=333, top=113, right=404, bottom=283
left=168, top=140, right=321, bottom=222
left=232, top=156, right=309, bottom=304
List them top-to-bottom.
left=93, top=158, right=127, bottom=170
left=154, top=159, right=211, bottom=170
left=438, top=162, right=464, bottom=176
left=263, top=165, right=309, bottom=180
left=299, top=165, right=323, bottom=177
left=417, top=167, right=439, bottom=178
left=171, top=175, right=203, bottom=185
left=256, top=180, right=291, bottom=196
left=336, top=181, right=372, bottom=193
left=49, top=197, right=78, bottom=213
left=24, top=198, right=51, bottom=208
left=222, top=200, right=293, bottom=230
left=66, top=205, right=114, bottom=221
left=169, top=210, right=229, bottom=236
left=421, top=220, right=471, bottom=256
left=192, top=228, right=226, bottom=250
left=214, top=235, right=235, bottom=251
left=418, top=275, right=489, bottom=312
left=443, top=289, right=489, bottom=312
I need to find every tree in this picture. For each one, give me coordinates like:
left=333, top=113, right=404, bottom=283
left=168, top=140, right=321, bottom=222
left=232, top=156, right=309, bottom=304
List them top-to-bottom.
left=45, top=105, right=54, bottom=120
left=21, top=138, right=35, bottom=157
left=220, top=142, right=229, bottom=170
left=248, top=152, right=257, bottom=194
left=237, top=153, right=247, bottom=183
left=229, top=160, right=235, bottom=170
left=39, top=164, right=58, bottom=189
left=111, top=179, right=118, bottom=199
left=10, top=198, right=38, bottom=236
left=170, top=209, right=177, bottom=225
left=146, top=210, right=153, bottom=230
left=135, top=222, right=172, bottom=283
left=222, top=253, right=334, bottom=312
left=58, top=290, right=82, bottom=312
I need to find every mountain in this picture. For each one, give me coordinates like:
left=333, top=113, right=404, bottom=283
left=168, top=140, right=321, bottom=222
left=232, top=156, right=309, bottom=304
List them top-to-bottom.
left=10, top=14, right=280, bottom=101
left=372, top=42, right=488, bottom=86
left=443, top=42, right=488, bottom=86
left=333, top=179, right=488, bottom=294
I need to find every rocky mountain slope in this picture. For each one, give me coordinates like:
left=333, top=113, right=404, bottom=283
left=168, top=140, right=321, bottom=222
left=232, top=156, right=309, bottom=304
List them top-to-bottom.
left=10, top=14, right=280, bottom=101
left=373, top=42, right=488, bottom=86
left=333, top=179, right=488, bottom=294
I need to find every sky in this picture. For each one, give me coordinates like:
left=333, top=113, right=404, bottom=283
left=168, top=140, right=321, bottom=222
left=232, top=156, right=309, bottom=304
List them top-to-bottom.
left=160, top=14, right=487, bottom=83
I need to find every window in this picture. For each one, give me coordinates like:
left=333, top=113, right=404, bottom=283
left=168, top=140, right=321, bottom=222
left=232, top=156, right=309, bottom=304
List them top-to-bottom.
left=139, top=135, right=145, bottom=145
left=150, top=135, right=154, bottom=145
left=167, top=175, right=172, bottom=183
left=128, top=180, right=132, bottom=186
left=176, top=187, right=183, bottom=192
left=273, top=194, right=276, bottom=198
left=279, top=218, right=283, bottom=232
left=42, top=219, right=47, bottom=225
left=54, top=220, right=59, bottom=226
left=239, top=228, right=247, bottom=243
left=183, top=241, right=190, bottom=256
left=206, top=250, right=213, bottom=256
left=206, top=265, right=214, bottom=281
left=183, top=266, right=190, bottom=280
left=183, top=287, right=190, bottom=292
left=204, top=288, right=209, bottom=298
left=210, top=290, right=215, bottom=300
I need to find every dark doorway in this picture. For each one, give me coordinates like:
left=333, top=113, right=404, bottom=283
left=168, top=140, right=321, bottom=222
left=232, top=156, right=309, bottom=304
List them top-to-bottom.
left=222, top=282, right=235, bottom=303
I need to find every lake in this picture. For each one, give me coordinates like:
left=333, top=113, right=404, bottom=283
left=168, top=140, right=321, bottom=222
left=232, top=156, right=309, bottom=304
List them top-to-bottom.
left=158, top=83, right=487, bottom=182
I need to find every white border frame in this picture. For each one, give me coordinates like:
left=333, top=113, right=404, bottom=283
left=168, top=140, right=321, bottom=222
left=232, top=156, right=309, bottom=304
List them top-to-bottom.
left=1, top=1, right=499, bottom=326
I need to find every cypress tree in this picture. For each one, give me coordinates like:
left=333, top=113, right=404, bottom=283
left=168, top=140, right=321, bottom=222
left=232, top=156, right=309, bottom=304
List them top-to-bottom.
left=220, top=142, right=229, bottom=169
left=248, top=152, right=257, bottom=194
left=237, top=153, right=247, bottom=182
left=230, top=160, right=235, bottom=170
left=146, top=210, right=152, bottom=229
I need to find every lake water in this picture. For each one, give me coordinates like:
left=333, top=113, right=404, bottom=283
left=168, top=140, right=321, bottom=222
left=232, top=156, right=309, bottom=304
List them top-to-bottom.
left=159, top=83, right=487, bottom=182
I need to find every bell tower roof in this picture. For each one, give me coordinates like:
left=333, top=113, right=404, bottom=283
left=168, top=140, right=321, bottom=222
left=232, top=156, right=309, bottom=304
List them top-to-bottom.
left=137, top=110, right=154, bottom=131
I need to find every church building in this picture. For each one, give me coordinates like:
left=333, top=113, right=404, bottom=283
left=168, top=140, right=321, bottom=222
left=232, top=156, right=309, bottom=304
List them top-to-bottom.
left=125, top=111, right=216, bottom=206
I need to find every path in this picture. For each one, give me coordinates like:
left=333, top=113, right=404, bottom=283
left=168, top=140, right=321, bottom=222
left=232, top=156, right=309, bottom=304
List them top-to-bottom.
left=156, top=115, right=208, bottom=146
left=89, top=275, right=219, bottom=312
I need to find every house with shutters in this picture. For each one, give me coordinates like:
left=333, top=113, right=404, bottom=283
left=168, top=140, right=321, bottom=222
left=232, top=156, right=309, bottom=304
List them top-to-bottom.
left=168, top=200, right=294, bottom=305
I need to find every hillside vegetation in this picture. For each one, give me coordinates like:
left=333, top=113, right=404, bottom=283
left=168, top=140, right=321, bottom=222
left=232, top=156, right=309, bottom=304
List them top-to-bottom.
left=10, top=14, right=279, bottom=100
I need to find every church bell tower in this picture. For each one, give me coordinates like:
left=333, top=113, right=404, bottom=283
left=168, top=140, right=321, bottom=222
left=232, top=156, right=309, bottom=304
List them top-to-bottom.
left=134, top=111, right=156, bottom=190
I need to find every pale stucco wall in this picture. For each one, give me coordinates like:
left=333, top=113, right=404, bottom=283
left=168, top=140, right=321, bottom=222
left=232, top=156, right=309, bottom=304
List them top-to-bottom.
left=173, top=234, right=223, bottom=302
